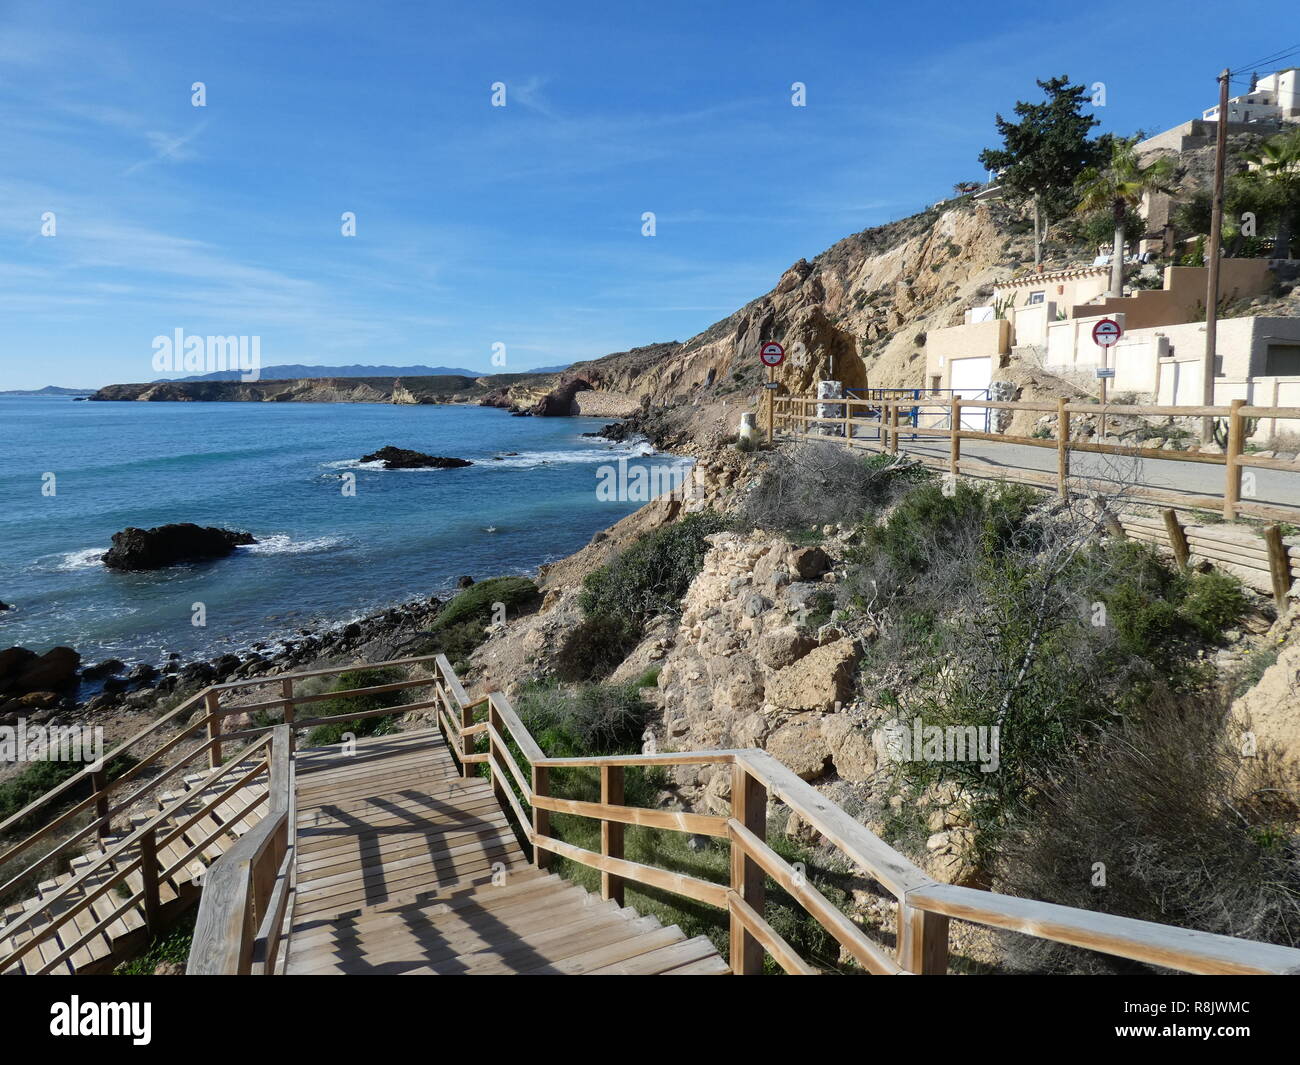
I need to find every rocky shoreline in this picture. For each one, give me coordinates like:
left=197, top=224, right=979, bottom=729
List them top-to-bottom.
left=2, top=417, right=687, bottom=733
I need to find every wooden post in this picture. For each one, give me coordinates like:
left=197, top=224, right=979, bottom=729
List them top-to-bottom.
left=765, top=365, right=774, bottom=446
left=842, top=396, right=851, bottom=443
left=949, top=396, right=962, bottom=481
left=1056, top=397, right=1069, bottom=498
left=1223, top=398, right=1246, bottom=521
left=891, top=400, right=901, bottom=453
left=1163, top=508, right=1191, bottom=570
left=1264, top=525, right=1292, bottom=610
left=280, top=678, right=295, bottom=752
left=205, top=689, right=222, bottom=769
left=460, top=698, right=475, bottom=780
left=488, top=703, right=509, bottom=819
left=729, top=764, right=766, bottom=975
left=531, top=766, right=551, bottom=869
left=600, top=766, right=625, bottom=906
left=90, top=767, right=110, bottom=840
left=139, top=827, right=161, bottom=936
left=897, top=901, right=950, bottom=974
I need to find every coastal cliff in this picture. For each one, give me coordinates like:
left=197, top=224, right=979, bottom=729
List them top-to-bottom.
left=90, top=197, right=1034, bottom=427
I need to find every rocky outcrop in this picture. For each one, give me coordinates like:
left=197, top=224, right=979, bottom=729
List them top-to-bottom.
left=533, top=376, right=594, bottom=416
left=360, top=447, right=472, bottom=470
left=101, top=524, right=255, bottom=570
left=641, top=531, right=880, bottom=810
left=1231, top=617, right=1300, bottom=785
left=0, top=646, right=81, bottom=700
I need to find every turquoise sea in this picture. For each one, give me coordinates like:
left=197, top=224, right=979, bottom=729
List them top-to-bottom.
left=0, top=397, right=688, bottom=665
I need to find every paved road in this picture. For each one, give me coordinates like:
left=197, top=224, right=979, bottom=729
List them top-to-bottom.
left=813, top=425, right=1300, bottom=512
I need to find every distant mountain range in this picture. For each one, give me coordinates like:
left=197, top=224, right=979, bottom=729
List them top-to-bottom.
left=161, top=363, right=482, bottom=382
left=0, top=385, right=95, bottom=396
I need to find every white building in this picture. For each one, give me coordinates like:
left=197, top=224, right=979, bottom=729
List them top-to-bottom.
left=1203, top=69, right=1300, bottom=126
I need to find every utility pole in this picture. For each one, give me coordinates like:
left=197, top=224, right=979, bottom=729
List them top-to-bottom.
left=1202, top=68, right=1230, bottom=443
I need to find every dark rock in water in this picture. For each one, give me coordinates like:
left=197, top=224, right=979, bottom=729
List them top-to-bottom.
left=593, top=420, right=638, bottom=442
left=360, top=446, right=472, bottom=470
left=102, top=523, right=255, bottom=571
left=457, top=575, right=475, bottom=589
left=0, top=601, right=10, bottom=611
left=342, top=622, right=362, bottom=639
left=0, top=646, right=81, bottom=696
left=83, top=659, right=126, bottom=680
left=178, top=661, right=216, bottom=686
left=126, top=663, right=159, bottom=686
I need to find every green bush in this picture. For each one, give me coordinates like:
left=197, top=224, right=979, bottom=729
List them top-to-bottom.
left=557, top=512, right=727, bottom=680
left=405, top=576, right=541, bottom=670
left=306, top=667, right=407, bottom=746
left=515, top=680, right=654, bottom=757
left=995, top=691, right=1300, bottom=973
left=0, top=751, right=137, bottom=831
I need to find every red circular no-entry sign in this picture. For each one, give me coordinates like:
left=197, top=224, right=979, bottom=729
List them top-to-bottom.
left=1091, top=318, right=1122, bottom=347
left=760, top=341, right=785, bottom=367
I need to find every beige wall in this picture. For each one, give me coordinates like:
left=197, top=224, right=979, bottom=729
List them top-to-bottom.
left=1079, top=261, right=1273, bottom=331
left=924, top=318, right=1009, bottom=388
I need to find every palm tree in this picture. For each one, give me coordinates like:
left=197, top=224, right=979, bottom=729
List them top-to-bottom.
left=1241, top=127, right=1300, bottom=258
left=1075, top=139, right=1174, bottom=297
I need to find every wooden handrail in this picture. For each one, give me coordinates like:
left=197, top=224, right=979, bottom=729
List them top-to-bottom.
left=779, top=393, right=1300, bottom=525
left=21, top=645, right=1291, bottom=974
left=1, top=653, right=447, bottom=898
left=422, top=653, right=1300, bottom=975
left=188, top=725, right=295, bottom=975
left=0, top=731, right=276, bottom=972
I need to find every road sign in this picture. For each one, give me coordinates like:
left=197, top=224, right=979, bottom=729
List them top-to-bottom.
left=1091, top=318, right=1122, bottom=347
left=760, top=342, right=785, bottom=367
left=1095, top=368, right=1116, bottom=379
left=762, top=381, right=781, bottom=390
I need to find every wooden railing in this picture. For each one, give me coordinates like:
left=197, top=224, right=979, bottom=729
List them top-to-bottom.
left=774, top=394, right=1300, bottom=524
left=13, top=650, right=1300, bottom=974
left=0, top=654, right=444, bottom=973
left=427, top=655, right=1300, bottom=975
left=188, top=725, right=295, bottom=975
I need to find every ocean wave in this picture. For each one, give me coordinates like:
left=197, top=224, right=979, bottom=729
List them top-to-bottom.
left=489, top=443, right=660, bottom=468
left=322, top=458, right=386, bottom=471
left=241, top=534, right=345, bottom=556
left=50, top=547, right=108, bottom=571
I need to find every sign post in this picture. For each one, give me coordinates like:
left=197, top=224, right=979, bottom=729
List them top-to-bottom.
left=1091, top=318, right=1122, bottom=439
left=760, top=342, right=785, bottom=444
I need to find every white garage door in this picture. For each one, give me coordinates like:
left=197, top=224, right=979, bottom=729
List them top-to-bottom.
left=949, top=356, right=991, bottom=429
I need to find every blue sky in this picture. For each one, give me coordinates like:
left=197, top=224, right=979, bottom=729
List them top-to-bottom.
left=0, top=0, right=1290, bottom=389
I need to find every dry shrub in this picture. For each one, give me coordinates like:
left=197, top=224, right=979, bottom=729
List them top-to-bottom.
left=994, top=690, right=1300, bottom=973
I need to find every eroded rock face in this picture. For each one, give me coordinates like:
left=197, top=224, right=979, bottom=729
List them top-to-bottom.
left=360, top=447, right=472, bottom=470
left=101, top=524, right=255, bottom=571
left=649, top=530, right=877, bottom=802
left=1231, top=619, right=1300, bottom=785
left=765, top=638, right=860, bottom=713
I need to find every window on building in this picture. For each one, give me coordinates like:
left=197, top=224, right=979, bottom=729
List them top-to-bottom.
left=1027, top=291, right=1045, bottom=305
left=1264, top=344, right=1300, bottom=376
left=931, top=375, right=941, bottom=394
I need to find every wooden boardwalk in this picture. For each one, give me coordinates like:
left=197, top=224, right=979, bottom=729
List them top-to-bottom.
left=284, top=730, right=726, bottom=975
